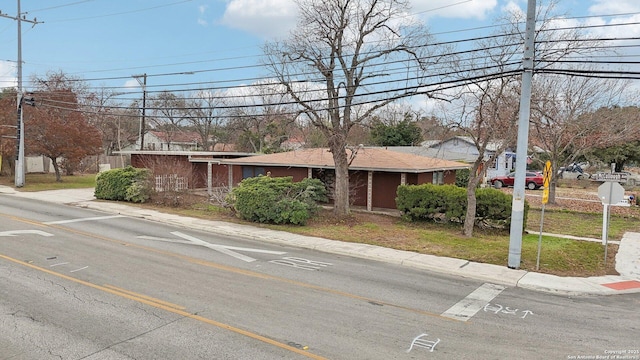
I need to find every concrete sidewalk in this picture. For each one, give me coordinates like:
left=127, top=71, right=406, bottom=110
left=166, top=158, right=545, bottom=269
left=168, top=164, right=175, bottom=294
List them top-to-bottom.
left=2, top=186, right=639, bottom=296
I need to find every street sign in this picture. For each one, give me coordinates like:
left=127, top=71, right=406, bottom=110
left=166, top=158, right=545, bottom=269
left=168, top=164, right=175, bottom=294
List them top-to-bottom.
left=542, top=161, right=551, bottom=204
left=592, top=172, right=628, bottom=183
left=598, top=181, right=625, bottom=205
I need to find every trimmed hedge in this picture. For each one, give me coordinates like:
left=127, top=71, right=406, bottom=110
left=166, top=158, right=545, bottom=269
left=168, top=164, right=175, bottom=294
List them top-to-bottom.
left=95, top=166, right=152, bottom=203
left=227, top=175, right=327, bottom=225
left=396, top=183, right=528, bottom=229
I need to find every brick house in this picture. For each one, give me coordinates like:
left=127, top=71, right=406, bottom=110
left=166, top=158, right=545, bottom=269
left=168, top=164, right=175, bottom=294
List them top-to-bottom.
left=219, top=147, right=469, bottom=211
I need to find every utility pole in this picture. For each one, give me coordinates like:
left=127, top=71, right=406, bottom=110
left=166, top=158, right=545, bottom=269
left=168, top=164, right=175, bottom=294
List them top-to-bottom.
left=0, top=0, right=42, bottom=187
left=508, top=0, right=536, bottom=269
left=133, top=74, right=147, bottom=151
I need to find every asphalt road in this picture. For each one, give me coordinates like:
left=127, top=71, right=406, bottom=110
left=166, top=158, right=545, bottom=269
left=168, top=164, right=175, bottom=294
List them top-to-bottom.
left=1, top=195, right=638, bottom=359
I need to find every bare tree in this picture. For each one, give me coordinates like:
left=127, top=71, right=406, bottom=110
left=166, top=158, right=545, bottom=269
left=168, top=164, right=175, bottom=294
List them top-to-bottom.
left=263, top=0, right=443, bottom=216
left=450, top=0, right=614, bottom=236
left=442, top=7, right=525, bottom=237
left=530, top=70, right=631, bottom=203
left=226, top=82, right=297, bottom=153
left=83, top=88, right=138, bottom=155
left=186, top=90, right=229, bottom=151
left=147, top=91, right=189, bottom=150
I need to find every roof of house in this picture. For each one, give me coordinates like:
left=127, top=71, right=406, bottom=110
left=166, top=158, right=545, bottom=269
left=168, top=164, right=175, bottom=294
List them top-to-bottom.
left=424, top=136, right=509, bottom=153
left=382, top=146, right=479, bottom=163
left=220, top=147, right=469, bottom=173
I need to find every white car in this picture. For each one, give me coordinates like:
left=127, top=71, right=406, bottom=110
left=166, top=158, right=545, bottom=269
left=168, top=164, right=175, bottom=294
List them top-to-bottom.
left=558, top=168, right=590, bottom=180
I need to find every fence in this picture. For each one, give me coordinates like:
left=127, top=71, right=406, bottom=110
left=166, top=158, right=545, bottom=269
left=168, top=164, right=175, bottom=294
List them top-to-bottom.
left=155, top=174, right=188, bottom=192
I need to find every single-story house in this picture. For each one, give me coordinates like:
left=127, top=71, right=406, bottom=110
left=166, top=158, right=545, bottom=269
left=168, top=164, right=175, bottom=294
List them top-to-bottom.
left=219, top=147, right=469, bottom=211
left=121, top=148, right=469, bottom=211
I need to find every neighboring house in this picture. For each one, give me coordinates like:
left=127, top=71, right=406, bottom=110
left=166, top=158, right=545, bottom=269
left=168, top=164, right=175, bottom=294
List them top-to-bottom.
left=141, top=131, right=203, bottom=151
left=280, top=136, right=306, bottom=151
left=421, top=136, right=515, bottom=180
left=219, top=147, right=469, bottom=211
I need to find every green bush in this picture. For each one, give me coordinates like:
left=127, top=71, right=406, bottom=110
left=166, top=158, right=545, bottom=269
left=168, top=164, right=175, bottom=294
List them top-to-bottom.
left=95, top=166, right=152, bottom=203
left=455, top=168, right=470, bottom=188
left=227, top=175, right=327, bottom=225
left=396, top=183, right=527, bottom=229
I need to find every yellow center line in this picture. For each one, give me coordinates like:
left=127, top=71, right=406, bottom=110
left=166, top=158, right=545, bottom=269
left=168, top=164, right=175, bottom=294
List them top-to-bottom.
left=0, top=212, right=461, bottom=322
left=0, top=253, right=327, bottom=360
left=103, top=284, right=186, bottom=310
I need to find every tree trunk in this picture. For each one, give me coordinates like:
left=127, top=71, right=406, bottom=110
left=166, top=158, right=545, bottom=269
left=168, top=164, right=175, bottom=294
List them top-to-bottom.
left=330, top=143, right=350, bottom=217
left=51, top=157, right=62, bottom=182
left=463, top=171, right=482, bottom=237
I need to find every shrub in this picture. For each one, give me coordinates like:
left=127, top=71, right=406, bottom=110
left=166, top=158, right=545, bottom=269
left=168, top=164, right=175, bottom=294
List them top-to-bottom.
left=95, top=166, right=152, bottom=203
left=455, top=168, right=470, bottom=188
left=227, top=175, right=327, bottom=225
left=396, top=183, right=527, bottom=229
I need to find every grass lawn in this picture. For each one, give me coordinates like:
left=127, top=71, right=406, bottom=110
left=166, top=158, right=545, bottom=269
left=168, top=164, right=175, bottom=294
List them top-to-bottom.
left=0, top=173, right=96, bottom=191
left=1, top=173, right=633, bottom=277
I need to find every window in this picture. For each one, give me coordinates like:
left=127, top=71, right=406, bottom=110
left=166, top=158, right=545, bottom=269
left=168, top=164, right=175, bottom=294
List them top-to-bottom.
left=242, top=166, right=265, bottom=179
left=432, top=171, right=444, bottom=185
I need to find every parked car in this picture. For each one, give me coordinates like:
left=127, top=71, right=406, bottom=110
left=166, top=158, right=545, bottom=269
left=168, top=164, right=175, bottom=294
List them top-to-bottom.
left=558, top=163, right=590, bottom=180
left=490, top=171, right=544, bottom=190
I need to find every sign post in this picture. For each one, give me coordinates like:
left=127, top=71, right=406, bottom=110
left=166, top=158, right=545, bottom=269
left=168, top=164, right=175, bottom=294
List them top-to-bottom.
left=536, top=161, right=551, bottom=270
left=598, top=181, right=625, bottom=265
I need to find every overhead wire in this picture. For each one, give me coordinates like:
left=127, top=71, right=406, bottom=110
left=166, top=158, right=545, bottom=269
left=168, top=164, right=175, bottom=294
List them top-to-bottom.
left=5, top=4, right=640, bottom=123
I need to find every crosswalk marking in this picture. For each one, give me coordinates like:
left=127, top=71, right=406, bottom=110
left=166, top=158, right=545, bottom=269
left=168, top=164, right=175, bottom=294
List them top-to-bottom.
left=441, top=283, right=505, bottom=321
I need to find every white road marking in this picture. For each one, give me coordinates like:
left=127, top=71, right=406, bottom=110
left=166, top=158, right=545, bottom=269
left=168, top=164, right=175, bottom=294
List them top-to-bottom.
left=44, top=215, right=125, bottom=225
left=0, top=230, right=54, bottom=237
left=171, top=231, right=287, bottom=263
left=137, top=235, right=192, bottom=244
left=270, top=257, right=333, bottom=271
left=49, top=262, right=70, bottom=267
left=69, top=266, right=88, bottom=273
left=441, top=283, right=505, bottom=321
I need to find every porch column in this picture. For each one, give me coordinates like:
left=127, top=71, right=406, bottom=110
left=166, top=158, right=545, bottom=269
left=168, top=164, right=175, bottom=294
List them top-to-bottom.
left=207, top=162, right=212, bottom=196
left=228, top=164, right=233, bottom=191
left=308, top=167, right=312, bottom=178
left=367, top=171, right=373, bottom=211
left=400, top=173, right=406, bottom=185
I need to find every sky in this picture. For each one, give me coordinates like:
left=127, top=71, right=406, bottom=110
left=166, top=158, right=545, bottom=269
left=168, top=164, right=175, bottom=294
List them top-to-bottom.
left=1, top=0, right=640, bottom=110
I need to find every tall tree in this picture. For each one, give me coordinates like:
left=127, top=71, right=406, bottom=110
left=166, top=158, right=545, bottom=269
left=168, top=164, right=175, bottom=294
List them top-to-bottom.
left=263, top=0, right=442, bottom=216
left=449, top=0, right=614, bottom=236
left=529, top=70, right=631, bottom=203
left=25, top=74, right=102, bottom=181
left=226, top=82, right=297, bottom=153
left=83, top=88, right=138, bottom=155
left=187, top=90, right=229, bottom=151
left=147, top=91, right=189, bottom=150
left=370, top=112, right=424, bottom=146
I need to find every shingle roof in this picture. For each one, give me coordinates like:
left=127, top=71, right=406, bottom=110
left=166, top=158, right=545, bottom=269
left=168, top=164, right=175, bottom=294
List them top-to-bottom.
left=221, top=148, right=469, bottom=173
